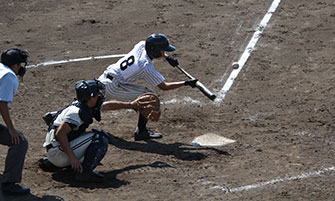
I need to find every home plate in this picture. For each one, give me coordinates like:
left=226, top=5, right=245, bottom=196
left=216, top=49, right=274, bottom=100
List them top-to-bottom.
left=191, top=133, right=235, bottom=146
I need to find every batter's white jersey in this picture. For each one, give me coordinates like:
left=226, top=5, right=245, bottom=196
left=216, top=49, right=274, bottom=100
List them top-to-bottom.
left=99, top=41, right=165, bottom=101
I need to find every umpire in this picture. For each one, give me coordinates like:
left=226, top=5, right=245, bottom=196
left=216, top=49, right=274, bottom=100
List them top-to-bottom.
left=0, top=48, right=30, bottom=195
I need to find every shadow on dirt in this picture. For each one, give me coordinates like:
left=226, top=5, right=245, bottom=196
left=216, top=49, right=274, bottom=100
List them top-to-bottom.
left=45, top=132, right=230, bottom=189
left=106, top=132, right=230, bottom=160
left=51, top=161, right=171, bottom=189
left=1, top=174, right=65, bottom=201
left=4, top=194, right=65, bottom=201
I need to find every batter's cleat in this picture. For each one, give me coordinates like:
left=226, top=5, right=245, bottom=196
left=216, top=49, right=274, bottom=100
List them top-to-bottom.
left=134, top=128, right=163, bottom=141
left=75, top=171, right=104, bottom=183
left=2, top=183, right=30, bottom=195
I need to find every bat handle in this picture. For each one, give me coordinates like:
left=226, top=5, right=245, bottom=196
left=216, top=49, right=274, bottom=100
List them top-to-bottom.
left=195, top=81, right=216, bottom=101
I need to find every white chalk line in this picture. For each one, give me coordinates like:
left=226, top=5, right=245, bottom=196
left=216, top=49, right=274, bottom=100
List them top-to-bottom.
left=214, top=0, right=282, bottom=104
left=26, top=54, right=127, bottom=68
left=104, top=97, right=201, bottom=116
left=200, top=166, right=335, bottom=193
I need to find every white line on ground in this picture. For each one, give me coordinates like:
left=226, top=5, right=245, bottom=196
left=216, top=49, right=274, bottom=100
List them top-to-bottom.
left=214, top=0, right=282, bottom=104
left=26, top=54, right=126, bottom=68
left=200, top=166, right=335, bottom=193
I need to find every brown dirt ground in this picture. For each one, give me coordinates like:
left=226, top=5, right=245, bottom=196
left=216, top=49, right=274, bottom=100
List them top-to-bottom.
left=0, top=0, right=334, bottom=200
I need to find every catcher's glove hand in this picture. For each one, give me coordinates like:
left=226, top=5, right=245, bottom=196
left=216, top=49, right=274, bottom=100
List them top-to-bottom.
left=132, top=93, right=161, bottom=121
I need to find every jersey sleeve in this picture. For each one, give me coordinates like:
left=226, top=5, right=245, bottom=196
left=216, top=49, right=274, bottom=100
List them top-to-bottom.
left=143, top=64, right=165, bottom=86
left=0, top=73, right=18, bottom=103
left=55, top=106, right=83, bottom=129
left=63, top=112, right=81, bottom=127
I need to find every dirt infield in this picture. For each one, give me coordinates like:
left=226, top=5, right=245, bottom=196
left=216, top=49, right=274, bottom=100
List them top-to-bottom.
left=0, top=0, right=334, bottom=200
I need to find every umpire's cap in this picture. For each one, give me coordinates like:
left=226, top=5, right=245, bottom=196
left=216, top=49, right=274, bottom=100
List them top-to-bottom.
left=145, top=33, right=175, bottom=58
left=1, top=48, right=29, bottom=67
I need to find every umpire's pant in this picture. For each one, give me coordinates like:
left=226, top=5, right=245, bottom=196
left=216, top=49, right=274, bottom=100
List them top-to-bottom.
left=0, top=124, right=28, bottom=183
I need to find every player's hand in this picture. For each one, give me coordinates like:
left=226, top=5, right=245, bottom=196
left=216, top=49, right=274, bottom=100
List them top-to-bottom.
left=166, top=55, right=179, bottom=67
left=184, top=79, right=198, bottom=88
left=130, top=100, right=141, bottom=111
left=8, top=128, right=25, bottom=145
left=70, top=157, right=83, bottom=173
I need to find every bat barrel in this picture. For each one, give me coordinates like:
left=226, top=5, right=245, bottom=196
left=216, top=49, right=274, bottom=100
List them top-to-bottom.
left=176, top=65, right=216, bottom=101
left=196, top=81, right=216, bottom=101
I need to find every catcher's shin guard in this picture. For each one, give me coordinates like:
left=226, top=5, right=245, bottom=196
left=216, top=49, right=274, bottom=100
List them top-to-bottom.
left=82, top=132, right=108, bottom=172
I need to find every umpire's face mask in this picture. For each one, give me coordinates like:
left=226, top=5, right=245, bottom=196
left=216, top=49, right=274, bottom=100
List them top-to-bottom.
left=16, top=62, right=27, bottom=80
left=18, top=66, right=26, bottom=77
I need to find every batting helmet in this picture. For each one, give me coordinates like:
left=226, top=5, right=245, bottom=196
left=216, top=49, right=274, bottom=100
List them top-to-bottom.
left=145, top=33, right=175, bottom=58
left=1, top=48, right=29, bottom=77
left=75, top=79, right=105, bottom=103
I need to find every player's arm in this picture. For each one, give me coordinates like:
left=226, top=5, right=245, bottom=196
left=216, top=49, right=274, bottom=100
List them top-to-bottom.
left=157, top=81, right=185, bottom=91
left=101, top=100, right=140, bottom=112
left=55, top=122, right=82, bottom=172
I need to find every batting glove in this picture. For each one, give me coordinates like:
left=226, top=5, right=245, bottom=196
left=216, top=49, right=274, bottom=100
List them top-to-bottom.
left=166, top=55, right=179, bottom=67
left=184, top=79, right=198, bottom=88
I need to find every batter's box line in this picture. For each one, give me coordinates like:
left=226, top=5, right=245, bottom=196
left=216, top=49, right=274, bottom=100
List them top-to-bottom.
left=26, top=54, right=127, bottom=68
left=198, top=166, right=335, bottom=193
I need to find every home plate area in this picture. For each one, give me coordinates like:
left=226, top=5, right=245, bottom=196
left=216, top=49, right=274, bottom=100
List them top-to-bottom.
left=191, top=133, right=235, bottom=146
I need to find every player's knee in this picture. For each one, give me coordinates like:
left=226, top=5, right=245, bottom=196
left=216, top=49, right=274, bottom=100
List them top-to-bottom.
left=18, top=137, right=28, bottom=152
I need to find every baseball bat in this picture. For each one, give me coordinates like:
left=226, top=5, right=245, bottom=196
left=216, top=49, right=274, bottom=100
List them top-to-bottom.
left=176, top=65, right=216, bottom=101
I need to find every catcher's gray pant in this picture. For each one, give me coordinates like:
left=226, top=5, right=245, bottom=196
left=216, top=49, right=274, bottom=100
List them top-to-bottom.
left=98, top=74, right=154, bottom=101
left=0, top=124, right=28, bottom=183
left=46, top=132, right=95, bottom=168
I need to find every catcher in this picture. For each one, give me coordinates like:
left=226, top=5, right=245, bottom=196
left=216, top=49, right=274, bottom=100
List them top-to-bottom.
left=98, top=33, right=197, bottom=141
left=41, top=79, right=143, bottom=182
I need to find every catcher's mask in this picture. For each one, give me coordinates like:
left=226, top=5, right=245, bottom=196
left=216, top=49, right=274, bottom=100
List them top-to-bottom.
left=145, top=33, right=175, bottom=58
left=1, top=48, right=29, bottom=77
left=75, top=79, right=105, bottom=104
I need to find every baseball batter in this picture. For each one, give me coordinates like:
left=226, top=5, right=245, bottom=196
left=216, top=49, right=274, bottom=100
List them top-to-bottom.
left=98, top=33, right=197, bottom=141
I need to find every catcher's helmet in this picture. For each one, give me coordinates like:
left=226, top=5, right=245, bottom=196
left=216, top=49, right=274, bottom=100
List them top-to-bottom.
left=145, top=33, right=175, bottom=58
left=75, top=79, right=105, bottom=103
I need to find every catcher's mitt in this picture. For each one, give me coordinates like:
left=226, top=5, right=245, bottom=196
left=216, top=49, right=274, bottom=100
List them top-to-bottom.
left=133, top=93, right=161, bottom=121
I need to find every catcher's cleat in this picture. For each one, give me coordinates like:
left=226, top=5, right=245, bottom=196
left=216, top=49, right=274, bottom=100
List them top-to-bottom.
left=134, top=128, right=163, bottom=141
left=38, top=156, right=61, bottom=172
left=75, top=171, right=104, bottom=183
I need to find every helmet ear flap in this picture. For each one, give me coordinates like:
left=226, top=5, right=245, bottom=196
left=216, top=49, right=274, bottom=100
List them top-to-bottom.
left=150, top=47, right=162, bottom=58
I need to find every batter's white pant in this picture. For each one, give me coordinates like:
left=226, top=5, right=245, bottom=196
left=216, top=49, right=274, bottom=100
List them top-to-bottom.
left=98, top=73, right=154, bottom=101
left=46, top=132, right=95, bottom=168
